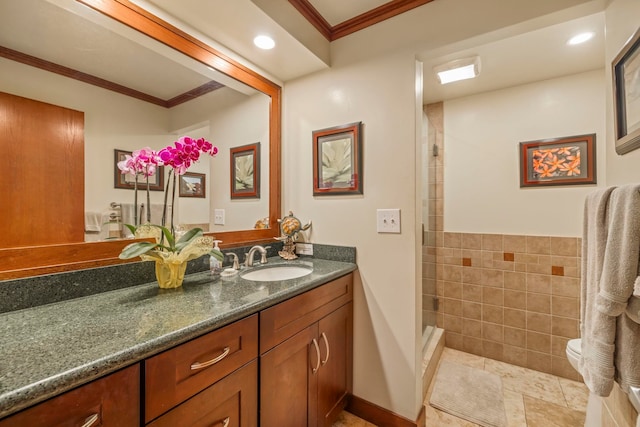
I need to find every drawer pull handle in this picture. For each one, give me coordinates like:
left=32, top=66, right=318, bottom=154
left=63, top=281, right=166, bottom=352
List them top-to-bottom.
left=320, top=332, right=330, bottom=365
left=311, top=338, right=321, bottom=374
left=190, top=346, right=230, bottom=370
left=81, top=414, right=99, bottom=427
left=221, top=416, right=230, bottom=427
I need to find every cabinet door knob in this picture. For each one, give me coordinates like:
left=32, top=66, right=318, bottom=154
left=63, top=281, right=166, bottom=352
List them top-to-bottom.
left=320, top=332, right=330, bottom=365
left=311, top=338, right=321, bottom=374
left=190, top=346, right=231, bottom=370
left=81, top=413, right=99, bottom=427
left=221, top=416, right=230, bottom=427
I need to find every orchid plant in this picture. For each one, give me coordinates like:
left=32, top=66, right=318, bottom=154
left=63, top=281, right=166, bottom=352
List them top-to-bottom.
left=117, top=136, right=221, bottom=261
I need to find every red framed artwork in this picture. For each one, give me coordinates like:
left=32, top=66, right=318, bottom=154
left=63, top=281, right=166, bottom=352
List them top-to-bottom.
left=519, top=134, right=596, bottom=188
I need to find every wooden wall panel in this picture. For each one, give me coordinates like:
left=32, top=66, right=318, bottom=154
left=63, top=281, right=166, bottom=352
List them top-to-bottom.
left=0, top=92, right=84, bottom=248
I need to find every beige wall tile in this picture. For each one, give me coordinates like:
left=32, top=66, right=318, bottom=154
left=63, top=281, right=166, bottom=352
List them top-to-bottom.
left=444, top=232, right=462, bottom=248
left=461, top=233, right=482, bottom=249
left=482, top=234, right=503, bottom=251
left=504, top=234, right=527, bottom=253
left=527, top=236, right=551, bottom=255
left=550, top=237, right=579, bottom=256
left=481, top=251, right=494, bottom=268
left=515, top=253, right=539, bottom=264
left=537, top=255, right=552, bottom=265
left=551, top=255, right=579, bottom=269
left=493, top=260, right=516, bottom=271
left=515, top=262, right=527, bottom=272
left=527, top=263, right=552, bottom=275
left=442, top=265, right=462, bottom=282
left=564, top=266, right=580, bottom=278
left=461, top=267, right=482, bottom=285
left=480, top=269, right=504, bottom=287
left=504, top=271, right=526, bottom=290
left=527, top=273, right=552, bottom=294
left=552, top=276, right=580, bottom=298
left=443, top=281, right=463, bottom=299
left=462, top=283, right=482, bottom=302
left=483, top=287, right=504, bottom=306
left=504, top=290, right=526, bottom=310
left=527, top=292, right=551, bottom=314
left=551, top=296, right=579, bottom=319
left=443, top=298, right=462, bottom=316
left=462, top=301, right=482, bottom=320
left=483, top=305, right=504, bottom=324
left=504, top=308, right=526, bottom=329
left=527, top=312, right=551, bottom=333
left=443, top=314, right=462, bottom=333
left=552, top=316, right=579, bottom=338
left=463, top=318, right=482, bottom=337
left=482, top=322, right=504, bottom=342
left=504, top=326, right=526, bottom=348
left=444, top=331, right=463, bottom=350
left=527, top=331, right=551, bottom=353
left=463, top=336, right=483, bottom=356
left=551, top=336, right=570, bottom=357
left=483, top=340, right=504, bottom=361
left=502, top=345, right=528, bottom=367
left=526, top=351, right=553, bottom=374
left=552, top=356, right=583, bottom=382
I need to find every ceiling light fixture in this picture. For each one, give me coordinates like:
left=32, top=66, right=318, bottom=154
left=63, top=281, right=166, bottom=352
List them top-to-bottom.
left=568, top=32, right=594, bottom=45
left=254, top=35, right=275, bottom=50
left=434, top=56, right=481, bottom=85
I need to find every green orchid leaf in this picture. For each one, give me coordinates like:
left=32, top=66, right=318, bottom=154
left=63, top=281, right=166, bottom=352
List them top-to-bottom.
left=124, top=224, right=137, bottom=235
left=156, top=225, right=175, bottom=249
left=119, top=241, right=160, bottom=259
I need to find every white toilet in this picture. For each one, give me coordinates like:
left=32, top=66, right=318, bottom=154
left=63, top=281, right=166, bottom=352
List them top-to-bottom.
left=566, top=338, right=582, bottom=372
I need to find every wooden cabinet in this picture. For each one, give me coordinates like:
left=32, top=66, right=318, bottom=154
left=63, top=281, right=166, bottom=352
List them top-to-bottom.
left=260, top=273, right=353, bottom=427
left=144, top=315, right=258, bottom=423
left=0, top=364, right=139, bottom=427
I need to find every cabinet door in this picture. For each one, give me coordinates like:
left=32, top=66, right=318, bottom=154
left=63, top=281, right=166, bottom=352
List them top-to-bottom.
left=317, top=303, right=352, bottom=427
left=260, top=324, right=319, bottom=427
left=147, top=360, right=257, bottom=427
left=0, top=364, right=139, bottom=427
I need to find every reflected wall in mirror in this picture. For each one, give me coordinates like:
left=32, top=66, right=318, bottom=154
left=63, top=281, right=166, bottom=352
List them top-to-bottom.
left=0, top=0, right=281, bottom=279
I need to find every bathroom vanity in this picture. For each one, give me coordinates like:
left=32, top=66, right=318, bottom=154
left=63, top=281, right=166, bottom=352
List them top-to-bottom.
left=0, top=257, right=356, bottom=426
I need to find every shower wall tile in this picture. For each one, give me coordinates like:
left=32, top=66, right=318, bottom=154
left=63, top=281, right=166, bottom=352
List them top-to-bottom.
left=436, top=231, right=583, bottom=382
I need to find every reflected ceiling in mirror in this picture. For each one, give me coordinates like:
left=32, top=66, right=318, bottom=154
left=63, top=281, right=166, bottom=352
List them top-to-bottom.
left=0, top=0, right=271, bottom=243
left=0, top=0, right=281, bottom=279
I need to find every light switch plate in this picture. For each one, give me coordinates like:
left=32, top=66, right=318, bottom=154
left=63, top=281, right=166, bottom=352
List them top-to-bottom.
left=214, top=209, right=225, bottom=225
left=377, top=209, right=401, bottom=233
left=296, top=243, right=313, bottom=255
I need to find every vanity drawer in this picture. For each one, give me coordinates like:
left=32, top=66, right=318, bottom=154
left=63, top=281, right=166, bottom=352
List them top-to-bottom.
left=260, top=273, right=353, bottom=353
left=145, top=314, right=258, bottom=423
left=147, top=359, right=257, bottom=427
left=0, top=364, right=139, bottom=427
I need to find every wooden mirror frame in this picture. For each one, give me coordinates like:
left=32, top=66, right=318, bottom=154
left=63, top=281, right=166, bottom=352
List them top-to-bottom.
left=0, top=0, right=281, bottom=280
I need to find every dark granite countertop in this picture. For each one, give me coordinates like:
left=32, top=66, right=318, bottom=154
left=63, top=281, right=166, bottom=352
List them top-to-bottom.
left=0, top=257, right=356, bottom=419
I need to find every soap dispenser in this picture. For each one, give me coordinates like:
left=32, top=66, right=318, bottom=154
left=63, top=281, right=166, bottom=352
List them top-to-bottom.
left=209, top=240, right=224, bottom=278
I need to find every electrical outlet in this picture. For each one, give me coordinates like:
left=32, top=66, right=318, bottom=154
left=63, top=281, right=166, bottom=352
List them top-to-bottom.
left=214, top=209, right=225, bottom=225
left=376, top=209, right=401, bottom=233
left=295, top=243, right=313, bottom=255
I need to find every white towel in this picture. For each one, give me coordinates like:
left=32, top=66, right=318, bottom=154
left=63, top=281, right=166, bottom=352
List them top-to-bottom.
left=579, top=186, right=617, bottom=396
left=120, top=203, right=136, bottom=238
left=141, top=203, right=166, bottom=225
left=84, top=211, right=101, bottom=232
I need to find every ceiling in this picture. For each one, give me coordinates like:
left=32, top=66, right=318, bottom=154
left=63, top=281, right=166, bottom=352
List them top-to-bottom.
left=0, top=0, right=607, bottom=106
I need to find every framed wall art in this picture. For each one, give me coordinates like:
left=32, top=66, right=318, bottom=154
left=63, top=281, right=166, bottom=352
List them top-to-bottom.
left=613, top=27, right=640, bottom=154
left=312, top=121, right=363, bottom=196
left=519, top=134, right=596, bottom=188
left=230, top=142, right=260, bottom=199
left=114, top=149, right=164, bottom=191
left=179, top=172, right=206, bottom=198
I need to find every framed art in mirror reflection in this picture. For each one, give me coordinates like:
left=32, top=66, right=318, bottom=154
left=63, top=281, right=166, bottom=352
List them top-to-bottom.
left=114, top=149, right=165, bottom=191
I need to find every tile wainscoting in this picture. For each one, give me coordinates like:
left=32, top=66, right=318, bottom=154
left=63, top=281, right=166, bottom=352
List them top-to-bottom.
left=429, top=232, right=582, bottom=382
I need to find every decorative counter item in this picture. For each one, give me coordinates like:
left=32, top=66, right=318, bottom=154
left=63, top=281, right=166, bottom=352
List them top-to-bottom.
left=117, top=137, right=219, bottom=288
left=275, top=211, right=311, bottom=260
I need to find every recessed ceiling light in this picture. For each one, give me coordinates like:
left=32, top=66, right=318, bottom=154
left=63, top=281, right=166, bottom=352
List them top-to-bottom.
left=568, top=32, right=594, bottom=45
left=254, top=35, right=275, bottom=50
left=434, top=56, right=481, bottom=85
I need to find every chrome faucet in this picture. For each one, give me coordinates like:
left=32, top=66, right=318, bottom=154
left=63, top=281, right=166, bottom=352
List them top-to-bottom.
left=244, top=245, right=270, bottom=267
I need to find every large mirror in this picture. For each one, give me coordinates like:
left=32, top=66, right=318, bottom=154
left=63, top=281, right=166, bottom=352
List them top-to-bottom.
left=0, top=0, right=281, bottom=279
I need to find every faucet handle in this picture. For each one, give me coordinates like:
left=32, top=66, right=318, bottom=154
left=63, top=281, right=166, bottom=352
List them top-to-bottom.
left=261, top=246, right=272, bottom=264
left=225, top=252, right=240, bottom=270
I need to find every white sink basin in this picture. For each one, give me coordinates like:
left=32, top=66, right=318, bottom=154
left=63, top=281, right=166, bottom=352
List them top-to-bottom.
left=241, top=265, right=312, bottom=282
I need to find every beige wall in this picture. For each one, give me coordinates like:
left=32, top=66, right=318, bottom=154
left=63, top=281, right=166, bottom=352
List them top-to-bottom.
left=283, top=50, right=423, bottom=420
left=444, top=70, right=606, bottom=237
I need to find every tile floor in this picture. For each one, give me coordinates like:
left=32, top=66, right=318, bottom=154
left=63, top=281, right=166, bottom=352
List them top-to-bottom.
left=333, top=347, right=589, bottom=426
